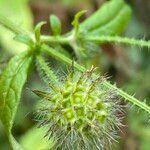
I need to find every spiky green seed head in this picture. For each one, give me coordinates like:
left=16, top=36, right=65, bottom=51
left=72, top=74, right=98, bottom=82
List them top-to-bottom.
left=34, top=67, right=122, bottom=150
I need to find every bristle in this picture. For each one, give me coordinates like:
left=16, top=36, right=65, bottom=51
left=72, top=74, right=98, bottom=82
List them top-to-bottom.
left=34, top=68, right=123, bottom=149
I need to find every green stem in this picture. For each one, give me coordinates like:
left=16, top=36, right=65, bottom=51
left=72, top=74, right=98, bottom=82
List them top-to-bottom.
left=0, top=14, right=26, bottom=35
left=0, top=14, right=70, bottom=45
left=1, top=14, right=149, bottom=49
left=0, top=15, right=150, bottom=113
left=41, top=35, right=71, bottom=44
left=86, top=35, right=150, bottom=48
left=41, top=44, right=150, bottom=114
left=41, top=44, right=85, bottom=72
left=36, top=55, right=59, bottom=83
left=103, top=81, right=150, bottom=113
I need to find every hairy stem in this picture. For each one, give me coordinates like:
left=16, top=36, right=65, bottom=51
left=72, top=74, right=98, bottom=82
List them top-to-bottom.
left=0, top=15, right=149, bottom=113
left=1, top=15, right=149, bottom=49
left=41, top=35, right=71, bottom=44
left=86, top=35, right=150, bottom=48
left=41, top=44, right=150, bottom=114
left=41, top=44, right=85, bottom=72
left=36, top=55, right=59, bottom=83
left=103, top=81, right=150, bottom=113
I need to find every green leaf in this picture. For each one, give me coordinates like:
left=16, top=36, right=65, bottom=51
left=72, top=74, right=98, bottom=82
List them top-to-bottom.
left=0, top=0, right=33, bottom=54
left=80, top=0, right=131, bottom=35
left=50, top=15, right=61, bottom=36
left=34, top=21, right=46, bottom=43
left=0, top=50, right=33, bottom=148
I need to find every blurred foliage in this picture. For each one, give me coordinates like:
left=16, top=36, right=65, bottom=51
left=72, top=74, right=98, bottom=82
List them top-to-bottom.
left=0, top=0, right=150, bottom=150
left=0, top=0, right=33, bottom=54
left=20, top=126, right=53, bottom=149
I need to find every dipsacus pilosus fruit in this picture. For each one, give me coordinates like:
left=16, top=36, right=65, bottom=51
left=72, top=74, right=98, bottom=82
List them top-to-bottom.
left=33, top=67, right=123, bottom=150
